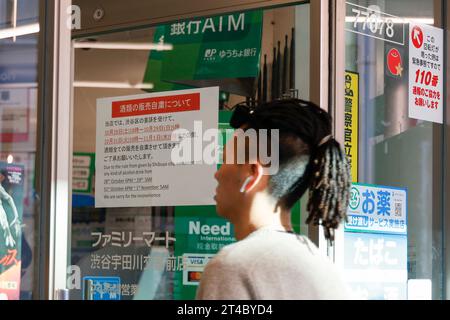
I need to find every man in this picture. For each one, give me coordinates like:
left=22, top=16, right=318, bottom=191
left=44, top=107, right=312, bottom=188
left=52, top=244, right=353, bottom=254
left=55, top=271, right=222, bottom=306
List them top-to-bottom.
left=196, top=99, right=351, bottom=299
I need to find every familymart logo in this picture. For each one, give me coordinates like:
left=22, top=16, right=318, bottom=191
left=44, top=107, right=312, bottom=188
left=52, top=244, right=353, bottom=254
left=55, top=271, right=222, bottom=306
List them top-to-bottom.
left=170, top=121, right=280, bottom=175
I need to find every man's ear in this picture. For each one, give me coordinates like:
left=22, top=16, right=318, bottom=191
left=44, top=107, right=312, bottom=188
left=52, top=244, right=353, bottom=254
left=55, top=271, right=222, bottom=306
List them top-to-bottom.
left=242, top=163, right=264, bottom=193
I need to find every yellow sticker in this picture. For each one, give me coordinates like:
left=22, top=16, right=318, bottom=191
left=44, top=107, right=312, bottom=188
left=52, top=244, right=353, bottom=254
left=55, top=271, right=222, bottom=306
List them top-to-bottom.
left=344, top=71, right=359, bottom=183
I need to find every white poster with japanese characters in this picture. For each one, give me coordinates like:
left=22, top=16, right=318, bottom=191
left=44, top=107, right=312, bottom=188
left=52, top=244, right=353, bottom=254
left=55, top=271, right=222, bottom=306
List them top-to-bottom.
left=408, top=23, right=443, bottom=124
left=95, top=87, right=219, bottom=208
left=344, top=183, right=408, bottom=300
left=345, top=183, right=407, bottom=235
left=344, top=233, right=407, bottom=300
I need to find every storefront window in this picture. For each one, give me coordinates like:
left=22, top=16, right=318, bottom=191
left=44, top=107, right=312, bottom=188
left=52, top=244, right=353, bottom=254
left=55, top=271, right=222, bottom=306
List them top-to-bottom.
left=0, top=0, right=39, bottom=300
left=343, top=0, right=444, bottom=299
left=69, top=3, right=311, bottom=300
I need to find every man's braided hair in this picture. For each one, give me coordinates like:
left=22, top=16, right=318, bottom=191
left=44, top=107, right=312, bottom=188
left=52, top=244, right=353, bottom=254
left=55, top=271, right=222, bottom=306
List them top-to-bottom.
left=230, top=98, right=351, bottom=242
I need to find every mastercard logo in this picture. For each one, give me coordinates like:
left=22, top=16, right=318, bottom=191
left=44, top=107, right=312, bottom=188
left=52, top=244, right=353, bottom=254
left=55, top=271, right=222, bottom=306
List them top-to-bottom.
left=188, top=271, right=203, bottom=282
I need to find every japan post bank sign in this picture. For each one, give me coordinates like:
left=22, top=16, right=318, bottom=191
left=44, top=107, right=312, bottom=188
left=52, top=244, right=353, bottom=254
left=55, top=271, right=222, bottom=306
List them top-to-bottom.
left=408, top=23, right=443, bottom=124
left=345, top=183, right=407, bottom=235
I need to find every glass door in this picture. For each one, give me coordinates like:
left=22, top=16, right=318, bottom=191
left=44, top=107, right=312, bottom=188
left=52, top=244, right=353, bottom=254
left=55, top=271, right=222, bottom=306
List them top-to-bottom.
left=339, top=0, right=445, bottom=300
left=68, top=2, right=315, bottom=300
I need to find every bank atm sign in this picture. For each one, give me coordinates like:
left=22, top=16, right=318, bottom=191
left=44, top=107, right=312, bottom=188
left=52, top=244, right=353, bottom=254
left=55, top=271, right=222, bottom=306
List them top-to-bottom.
left=345, top=183, right=407, bottom=235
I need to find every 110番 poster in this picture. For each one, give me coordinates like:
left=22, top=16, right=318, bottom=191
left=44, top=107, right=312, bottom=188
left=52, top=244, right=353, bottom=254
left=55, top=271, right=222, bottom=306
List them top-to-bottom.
left=408, top=23, right=443, bottom=124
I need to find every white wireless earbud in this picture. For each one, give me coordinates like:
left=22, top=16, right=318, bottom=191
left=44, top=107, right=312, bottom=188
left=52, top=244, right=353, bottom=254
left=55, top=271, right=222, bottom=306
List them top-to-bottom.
left=240, top=176, right=253, bottom=193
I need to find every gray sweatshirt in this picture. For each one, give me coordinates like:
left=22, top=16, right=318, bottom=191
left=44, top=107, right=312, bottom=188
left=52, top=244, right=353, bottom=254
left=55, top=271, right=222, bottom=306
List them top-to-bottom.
left=196, top=227, right=351, bottom=300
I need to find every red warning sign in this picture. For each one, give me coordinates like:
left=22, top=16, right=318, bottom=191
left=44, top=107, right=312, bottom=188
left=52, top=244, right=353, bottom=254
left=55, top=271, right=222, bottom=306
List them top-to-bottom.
left=409, top=23, right=443, bottom=124
left=411, top=25, right=424, bottom=49
left=387, top=48, right=403, bottom=77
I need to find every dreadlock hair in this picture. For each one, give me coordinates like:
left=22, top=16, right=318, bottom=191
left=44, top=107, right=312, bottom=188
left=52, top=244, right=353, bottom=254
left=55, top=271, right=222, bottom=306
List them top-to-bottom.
left=230, top=98, right=351, bottom=243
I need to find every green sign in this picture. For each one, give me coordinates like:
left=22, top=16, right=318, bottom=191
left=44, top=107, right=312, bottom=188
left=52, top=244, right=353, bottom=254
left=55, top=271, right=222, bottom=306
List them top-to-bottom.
left=143, top=10, right=263, bottom=95
left=73, top=152, right=95, bottom=194
left=173, top=205, right=235, bottom=299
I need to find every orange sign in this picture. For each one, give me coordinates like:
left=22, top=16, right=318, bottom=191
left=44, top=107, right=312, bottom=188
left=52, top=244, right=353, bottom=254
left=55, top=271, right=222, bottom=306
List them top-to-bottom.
left=112, top=93, right=200, bottom=118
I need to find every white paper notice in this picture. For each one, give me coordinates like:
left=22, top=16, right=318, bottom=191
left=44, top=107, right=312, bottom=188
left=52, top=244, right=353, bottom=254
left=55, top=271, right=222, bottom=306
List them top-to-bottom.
left=408, top=23, right=443, bottom=124
left=95, top=87, right=219, bottom=208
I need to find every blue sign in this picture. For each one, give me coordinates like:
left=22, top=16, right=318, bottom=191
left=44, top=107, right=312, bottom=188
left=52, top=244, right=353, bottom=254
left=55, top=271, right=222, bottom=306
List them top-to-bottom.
left=0, top=65, right=37, bottom=84
left=345, top=183, right=407, bottom=235
left=72, top=194, right=95, bottom=207
left=344, top=232, right=407, bottom=300
left=82, top=276, right=121, bottom=300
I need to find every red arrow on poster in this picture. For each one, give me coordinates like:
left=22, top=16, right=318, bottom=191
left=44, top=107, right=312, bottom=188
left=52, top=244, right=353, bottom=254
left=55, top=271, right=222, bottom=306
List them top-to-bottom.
left=411, top=25, right=424, bottom=49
